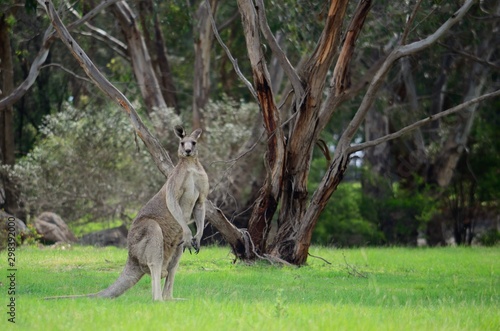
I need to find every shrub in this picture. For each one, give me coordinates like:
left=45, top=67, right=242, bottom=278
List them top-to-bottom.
left=11, top=103, right=164, bottom=224
left=312, top=182, right=385, bottom=247
left=477, top=229, right=500, bottom=246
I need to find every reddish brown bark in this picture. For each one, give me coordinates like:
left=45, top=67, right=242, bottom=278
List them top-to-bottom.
left=237, top=0, right=286, bottom=252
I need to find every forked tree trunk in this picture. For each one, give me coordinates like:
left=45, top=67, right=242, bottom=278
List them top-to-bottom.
left=264, top=0, right=364, bottom=264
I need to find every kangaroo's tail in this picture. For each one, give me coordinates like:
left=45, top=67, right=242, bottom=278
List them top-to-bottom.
left=45, top=258, right=144, bottom=300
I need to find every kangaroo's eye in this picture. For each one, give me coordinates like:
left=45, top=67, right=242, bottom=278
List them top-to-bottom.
left=192, top=142, right=196, bottom=146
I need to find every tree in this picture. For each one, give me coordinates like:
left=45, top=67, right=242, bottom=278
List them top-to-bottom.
left=3, top=0, right=499, bottom=265
left=360, top=1, right=500, bottom=245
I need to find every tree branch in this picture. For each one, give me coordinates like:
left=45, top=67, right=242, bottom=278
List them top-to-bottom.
left=0, top=0, right=120, bottom=111
left=42, top=0, right=173, bottom=177
left=204, top=0, right=257, bottom=101
left=331, top=0, right=371, bottom=96
left=337, top=0, right=475, bottom=152
left=400, top=0, right=423, bottom=45
left=65, top=2, right=128, bottom=58
left=0, top=26, right=51, bottom=110
left=40, top=63, right=92, bottom=83
left=348, top=89, right=500, bottom=154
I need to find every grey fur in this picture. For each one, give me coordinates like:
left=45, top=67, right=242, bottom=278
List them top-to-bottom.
left=46, top=126, right=209, bottom=301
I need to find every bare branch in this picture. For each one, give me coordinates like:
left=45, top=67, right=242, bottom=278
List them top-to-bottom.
left=0, top=0, right=121, bottom=111
left=42, top=0, right=174, bottom=177
left=48, top=0, right=121, bottom=42
left=62, top=0, right=120, bottom=31
left=204, top=0, right=257, bottom=101
left=318, top=0, right=376, bottom=125
left=332, top=0, right=371, bottom=96
left=337, top=0, right=475, bottom=151
left=400, top=0, right=423, bottom=45
left=65, top=3, right=128, bottom=58
left=0, top=26, right=51, bottom=111
left=77, top=29, right=128, bottom=60
left=438, top=42, right=500, bottom=70
left=40, top=63, right=92, bottom=83
left=348, top=89, right=500, bottom=154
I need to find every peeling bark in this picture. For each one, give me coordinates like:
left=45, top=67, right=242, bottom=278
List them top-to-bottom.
left=237, top=0, right=286, bottom=252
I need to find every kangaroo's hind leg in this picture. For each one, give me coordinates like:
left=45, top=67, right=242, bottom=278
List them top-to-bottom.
left=134, top=220, right=164, bottom=301
left=162, top=244, right=183, bottom=300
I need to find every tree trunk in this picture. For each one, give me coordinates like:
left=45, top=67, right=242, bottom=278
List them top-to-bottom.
left=138, top=0, right=178, bottom=109
left=192, top=0, right=218, bottom=129
left=237, top=0, right=286, bottom=253
left=269, top=0, right=359, bottom=264
left=112, top=2, right=168, bottom=118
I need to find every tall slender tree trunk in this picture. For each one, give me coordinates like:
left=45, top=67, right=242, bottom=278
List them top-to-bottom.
left=138, top=0, right=178, bottom=109
left=192, top=0, right=218, bottom=129
left=112, top=2, right=168, bottom=117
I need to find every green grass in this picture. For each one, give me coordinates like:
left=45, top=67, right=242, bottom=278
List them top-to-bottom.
left=69, top=219, right=126, bottom=237
left=1, top=245, right=498, bottom=330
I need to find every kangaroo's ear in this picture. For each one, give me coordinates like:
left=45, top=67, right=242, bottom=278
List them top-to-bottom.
left=174, top=125, right=186, bottom=139
left=190, top=128, right=202, bottom=140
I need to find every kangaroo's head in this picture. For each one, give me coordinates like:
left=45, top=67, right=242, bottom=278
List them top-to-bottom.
left=174, top=125, right=202, bottom=158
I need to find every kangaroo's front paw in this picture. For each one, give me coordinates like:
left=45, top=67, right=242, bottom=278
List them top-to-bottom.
left=181, top=231, right=193, bottom=253
left=191, top=238, right=200, bottom=254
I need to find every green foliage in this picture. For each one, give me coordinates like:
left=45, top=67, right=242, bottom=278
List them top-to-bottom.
left=10, top=103, right=164, bottom=223
left=467, top=103, right=500, bottom=202
left=309, top=156, right=384, bottom=247
left=361, top=174, right=440, bottom=245
left=311, top=182, right=384, bottom=247
left=70, top=217, right=125, bottom=238
left=17, top=223, right=42, bottom=246
left=477, top=230, right=500, bottom=247
left=4, top=246, right=499, bottom=330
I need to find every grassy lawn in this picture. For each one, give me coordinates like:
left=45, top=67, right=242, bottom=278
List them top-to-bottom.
left=1, top=245, right=498, bottom=330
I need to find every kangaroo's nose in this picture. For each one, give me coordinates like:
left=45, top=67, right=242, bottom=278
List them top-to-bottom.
left=185, top=149, right=192, bottom=154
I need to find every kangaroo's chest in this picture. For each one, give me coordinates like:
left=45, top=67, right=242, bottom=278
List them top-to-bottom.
left=179, top=169, right=203, bottom=218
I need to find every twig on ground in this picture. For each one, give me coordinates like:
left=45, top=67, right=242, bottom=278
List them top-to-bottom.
left=308, top=252, right=332, bottom=265
left=342, top=252, right=367, bottom=278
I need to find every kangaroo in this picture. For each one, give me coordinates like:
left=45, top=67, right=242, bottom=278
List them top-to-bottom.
left=47, top=126, right=209, bottom=301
